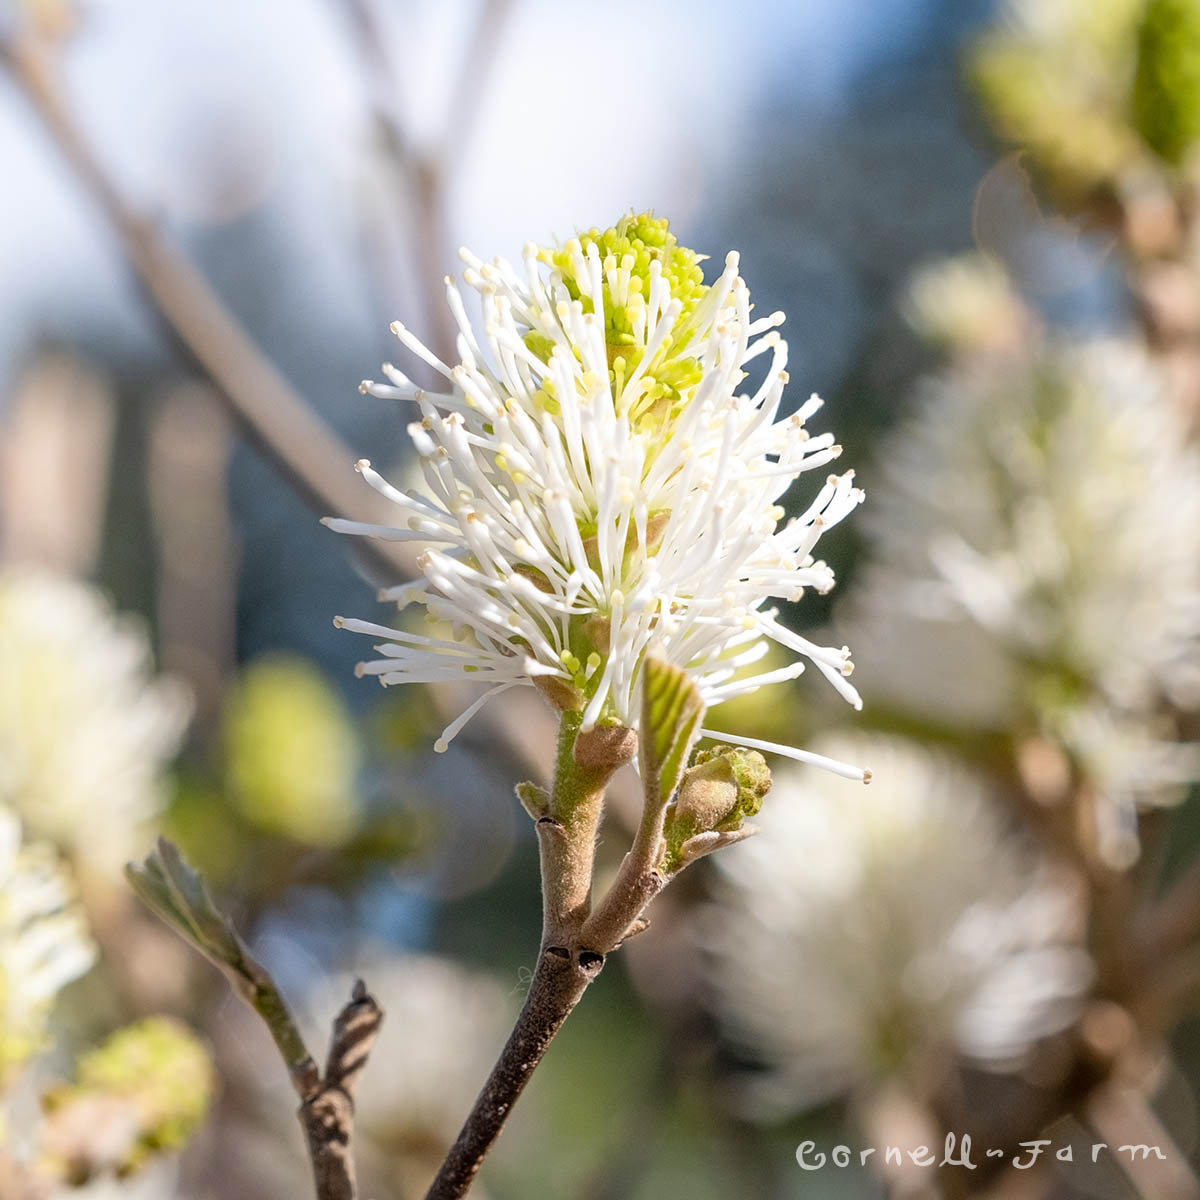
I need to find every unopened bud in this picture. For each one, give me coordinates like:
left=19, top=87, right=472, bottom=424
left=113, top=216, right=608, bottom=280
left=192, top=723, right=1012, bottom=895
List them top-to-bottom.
left=662, top=746, right=771, bottom=870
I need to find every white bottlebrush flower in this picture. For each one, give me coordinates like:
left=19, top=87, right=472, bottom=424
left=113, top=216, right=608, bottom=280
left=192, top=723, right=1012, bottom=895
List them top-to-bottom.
left=329, top=213, right=865, bottom=776
left=848, top=340, right=1200, bottom=832
left=0, top=570, right=191, bottom=871
left=700, top=735, right=1092, bottom=1117
left=0, top=807, right=96, bottom=1078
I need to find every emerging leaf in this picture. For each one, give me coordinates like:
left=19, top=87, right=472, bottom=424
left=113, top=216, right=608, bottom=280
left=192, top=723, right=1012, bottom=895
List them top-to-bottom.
left=640, top=657, right=706, bottom=806
left=126, top=839, right=315, bottom=1082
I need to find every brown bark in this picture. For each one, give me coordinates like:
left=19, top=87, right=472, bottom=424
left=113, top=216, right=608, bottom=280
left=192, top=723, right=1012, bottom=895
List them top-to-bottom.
left=422, top=949, right=602, bottom=1200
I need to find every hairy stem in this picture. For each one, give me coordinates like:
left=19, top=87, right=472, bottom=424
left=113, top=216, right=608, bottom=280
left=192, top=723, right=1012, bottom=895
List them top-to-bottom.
left=536, top=712, right=610, bottom=945
left=423, top=714, right=635, bottom=1199
left=581, top=771, right=670, bottom=952
left=248, top=975, right=321, bottom=1097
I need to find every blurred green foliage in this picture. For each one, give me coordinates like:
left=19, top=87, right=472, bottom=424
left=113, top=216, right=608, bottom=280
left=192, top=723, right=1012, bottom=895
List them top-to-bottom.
left=967, top=0, right=1200, bottom=206
left=969, top=0, right=1145, bottom=203
left=1133, top=0, right=1200, bottom=164
left=223, top=654, right=363, bottom=847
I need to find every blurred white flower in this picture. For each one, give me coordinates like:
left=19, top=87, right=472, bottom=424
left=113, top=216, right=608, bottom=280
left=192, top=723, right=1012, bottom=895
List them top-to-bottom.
left=330, top=213, right=865, bottom=777
left=903, top=253, right=1029, bottom=354
left=847, top=340, right=1200, bottom=858
left=865, top=340, right=1200, bottom=706
left=0, top=570, right=190, bottom=871
left=1059, top=706, right=1200, bottom=866
left=700, top=735, right=1092, bottom=1117
left=0, top=807, right=96, bottom=1079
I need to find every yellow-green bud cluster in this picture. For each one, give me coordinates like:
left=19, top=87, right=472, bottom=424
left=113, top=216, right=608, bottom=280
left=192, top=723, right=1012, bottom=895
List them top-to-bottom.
left=971, top=0, right=1200, bottom=203
left=1133, top=0, right=1200, bottom=164
left=531, top=212, right=711, bottom=428
left=42, top=1017, right=214, bottom=1177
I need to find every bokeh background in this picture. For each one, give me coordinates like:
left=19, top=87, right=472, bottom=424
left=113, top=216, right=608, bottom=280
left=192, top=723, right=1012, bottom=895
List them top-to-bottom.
left=6, top=0, right=1200, bottom=1196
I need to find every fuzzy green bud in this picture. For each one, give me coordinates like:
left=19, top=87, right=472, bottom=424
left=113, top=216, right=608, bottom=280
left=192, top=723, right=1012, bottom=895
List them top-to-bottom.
left=662, top=746, right=771, bottom=871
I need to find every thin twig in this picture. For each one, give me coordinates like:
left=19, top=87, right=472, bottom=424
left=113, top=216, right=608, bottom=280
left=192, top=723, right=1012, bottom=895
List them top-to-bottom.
left=339, top=0, right=515, bottom=367
left=441, top=0, right=515, bottom=159
left=0, top=29, right=414, bottom=587
left=582, top=660, right=706, bottom=951
left=423, top=665, right=717, bottom=1197
left=423, top=691, right=729, bottom=1198
left=536, top=717, right=635, bottom=946
left=422, top=719, right=637, bottom=1199
left=580, top=777, right=669, bottom=952
left=127, top=842, right=383, bottom=1199
left=1139, top=855, right=1200, bottom=966
left=423, top=948, right=599, bottom=1200
left=300, top=980, right=386, bottom=1200
left=1084, top=1078, right=1200, bottom=1200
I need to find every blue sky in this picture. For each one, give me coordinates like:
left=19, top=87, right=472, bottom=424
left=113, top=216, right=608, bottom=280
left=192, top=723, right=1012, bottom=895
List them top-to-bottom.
left=0, top=0, right=943, bottom=383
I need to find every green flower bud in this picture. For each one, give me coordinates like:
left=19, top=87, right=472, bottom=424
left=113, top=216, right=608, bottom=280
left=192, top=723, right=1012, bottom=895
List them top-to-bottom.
left=662, top=746, right=771, bottom=872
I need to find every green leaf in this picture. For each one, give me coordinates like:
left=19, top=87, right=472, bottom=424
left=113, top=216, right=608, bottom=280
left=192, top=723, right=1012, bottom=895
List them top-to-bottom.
left=640, top=657, right=706, bottom=805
